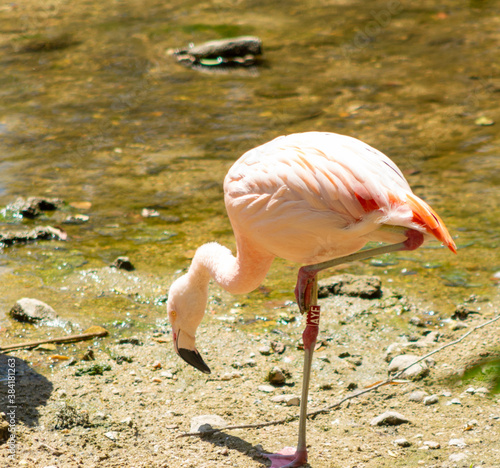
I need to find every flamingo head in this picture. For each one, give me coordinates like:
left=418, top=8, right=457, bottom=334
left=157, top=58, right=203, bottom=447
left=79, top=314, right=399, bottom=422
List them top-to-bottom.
left=166, top=274, right=211, bottom=374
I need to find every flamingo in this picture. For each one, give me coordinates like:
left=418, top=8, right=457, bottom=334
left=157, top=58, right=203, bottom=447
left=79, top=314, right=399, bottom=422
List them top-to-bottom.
left=167, top=132, right=456, bottom=467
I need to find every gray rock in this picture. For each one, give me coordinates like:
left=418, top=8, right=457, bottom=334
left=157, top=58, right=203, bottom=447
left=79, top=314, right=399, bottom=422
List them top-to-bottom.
left=181, top=36, right=262, bottom=60
left=318, top=274, right=382, bottom=299
left=9, top=298, right=57, bottom=323
left=258, top=345, right=272, bottom=356
left=388, top=354, right=429, bottom=380
left=268, top=366, right=286, bottom=385
left=408, top=390, right=428, bottom=403
left=270, top=394, right=300, bottom=406
left=423, top=395, right=439, bottom=406
left=370, top=411, right=410, bottom=426
left=190, top=415, right=227, bottom=433
left=394, top=438, right=411, bottom=447
left=448, top=438, right=466, bottom=447
left=424, top=441, right=441, bottom=449
left=449, top=453, right=468, bottom=462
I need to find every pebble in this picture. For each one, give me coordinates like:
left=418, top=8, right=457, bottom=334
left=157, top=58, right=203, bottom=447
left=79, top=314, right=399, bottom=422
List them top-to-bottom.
left=111, top=256, right=135, bottom=271
left=450, top=321, right=468, bottom=331
left=258, top=345, right=272, bottom=355
left=388, top=354, right=429, bottom=380
left=152, top=361, right=162, bottom=370
left=268, top=366, right=286, bottom=385
left=220, top=372, right=241, bottom=381
left=258, top=385, right=276, bottom=393
left=475, top=387, right=489, bottom=394
left=408, top=391, right=428, bottom=403
left=270, top=394, right=300, bottom=406
left=423, top=395, right=439, bottom=406
left=447, top=398, right=461, bottom=405
left=370, top=411, right=410, bottom=426
left=190, top=415, right=227, bottom=433
left=104, top=431, right=119, bottom=441
left=394, top=438, right=411, bottom=447
left=448, top=438, right=466, bottom=447
left=423, top=441, right=440, bottom=449
left=449, top=453, right=468, bottom=462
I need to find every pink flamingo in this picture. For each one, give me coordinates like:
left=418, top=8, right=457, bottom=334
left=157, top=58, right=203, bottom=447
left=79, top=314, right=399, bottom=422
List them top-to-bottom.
left=167, top=132, right=456, bottom=467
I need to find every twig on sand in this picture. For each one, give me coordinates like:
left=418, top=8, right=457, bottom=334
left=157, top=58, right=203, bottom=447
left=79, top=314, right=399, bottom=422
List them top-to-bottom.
left=177, top=314, right=500, bottom=439
left=0, top=328, right=109, bottom=352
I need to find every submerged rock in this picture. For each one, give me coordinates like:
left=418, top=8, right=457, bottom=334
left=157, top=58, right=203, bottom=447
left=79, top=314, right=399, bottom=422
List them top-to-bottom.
left=172, top=36, right=262, bottom=71
left=6, top=196, right=63, bottom=218
left=0, top=226, right=67, bottom=247
left=111, top=256, right=135, bottom=271
left=318, top=274, right=382, bottom=299
left=9, top=298, right=57, bottom=323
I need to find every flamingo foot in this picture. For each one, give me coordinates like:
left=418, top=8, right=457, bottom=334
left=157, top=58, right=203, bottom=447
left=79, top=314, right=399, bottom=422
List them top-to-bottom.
left=263, top=447, right=308, bottom=467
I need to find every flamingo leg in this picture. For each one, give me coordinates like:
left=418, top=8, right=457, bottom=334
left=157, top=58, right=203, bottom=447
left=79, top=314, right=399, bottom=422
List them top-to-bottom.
left=296, top=230, right=424, bottom=312
left=265, top=277, right=319, bottom=468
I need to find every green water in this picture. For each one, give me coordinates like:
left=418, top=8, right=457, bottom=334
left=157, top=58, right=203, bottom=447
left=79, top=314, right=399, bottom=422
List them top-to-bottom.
left=0, top=0, right=499, bottom=336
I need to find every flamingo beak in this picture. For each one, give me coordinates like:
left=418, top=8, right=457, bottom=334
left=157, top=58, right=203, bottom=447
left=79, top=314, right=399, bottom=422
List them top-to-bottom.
left=174, top=329, right=211, bottom=374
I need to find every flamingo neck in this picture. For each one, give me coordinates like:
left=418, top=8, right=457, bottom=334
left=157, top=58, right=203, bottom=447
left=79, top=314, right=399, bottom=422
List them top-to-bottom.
left=188, top=239, right=274, bottom=295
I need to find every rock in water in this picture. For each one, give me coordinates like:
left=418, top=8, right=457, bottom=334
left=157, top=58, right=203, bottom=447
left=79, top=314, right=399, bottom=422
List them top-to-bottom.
left=172, top=36, right=262, bottom=70
left=9, top=298, right=57, bottom=323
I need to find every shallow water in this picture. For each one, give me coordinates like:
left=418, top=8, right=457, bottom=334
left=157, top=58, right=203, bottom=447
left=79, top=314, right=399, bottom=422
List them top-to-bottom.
left=0, top=0, right=499, bottom=334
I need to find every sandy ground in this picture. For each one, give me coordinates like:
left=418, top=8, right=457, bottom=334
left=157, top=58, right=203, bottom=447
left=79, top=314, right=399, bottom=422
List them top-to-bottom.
left=1, top=277, right=499, bottom=468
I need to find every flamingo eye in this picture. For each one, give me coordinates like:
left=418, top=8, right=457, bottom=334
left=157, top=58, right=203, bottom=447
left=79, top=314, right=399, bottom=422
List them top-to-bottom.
left=170, top=310, right=177, bottom=321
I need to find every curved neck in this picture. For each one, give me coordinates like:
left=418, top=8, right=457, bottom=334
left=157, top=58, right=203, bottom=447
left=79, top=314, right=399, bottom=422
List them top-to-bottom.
left=188, top=238, right=274, bottom=295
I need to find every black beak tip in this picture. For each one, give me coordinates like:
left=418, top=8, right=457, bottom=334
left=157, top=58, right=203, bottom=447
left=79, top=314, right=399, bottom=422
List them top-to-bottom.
left=178, top=348, right=211, bottom=374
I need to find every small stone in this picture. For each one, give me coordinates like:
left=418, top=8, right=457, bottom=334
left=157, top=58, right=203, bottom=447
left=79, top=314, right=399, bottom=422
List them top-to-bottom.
left=474, top=116, right=494, bottom=126
left=141, top=208, right=160, bottom=217
left=63, top=214, right=90, bottom=224
left=111, top=256, right=135, bottom=271
left=9, top=298, right=57, bottom=323
left=410, top=316, right=425, bottom=327
left=450, top=321, right=468, bottom=331
left=118, top=337, right=143, bottom=346
left=270, top=341, right=286, bottom=354
left=258, top=345, right=272, bottom=356
left=388, top=354, right=429, bottom=380
left=152, top=361, right=162, bottom=370
left=268, top=366, right=286, bottom=385
left=160, top=371, right=174, bottom=379
left=220, top=372, right=241, bottom=381
left=258, top=385, right=276, bottom=393
left=465, top=387, right=475, bottom=394
left=475, top=387, right=489, bottom=394
left=408, top=390, right=428, bottom=403
left=442, top=391, right=452, bottom=397
left=270, top=394, right=300, bottom=406
left=423, top=395, right=439, bottom=406
left=447, top=398, right=461, bottom=405
left=370, top=411, right=410, bottom=426
left=190, top=415, right=226, bottom=433
left=121, top=417, right=133, bottom=427
left=104, top=431, right=118, bottom=441
left=394, top=438, right=411, bottom=447
left=448, top=438, right=466, bottom=447
left=424, top=441, right=440, bottom=449
left=449, top=453, right=468, bottom=462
